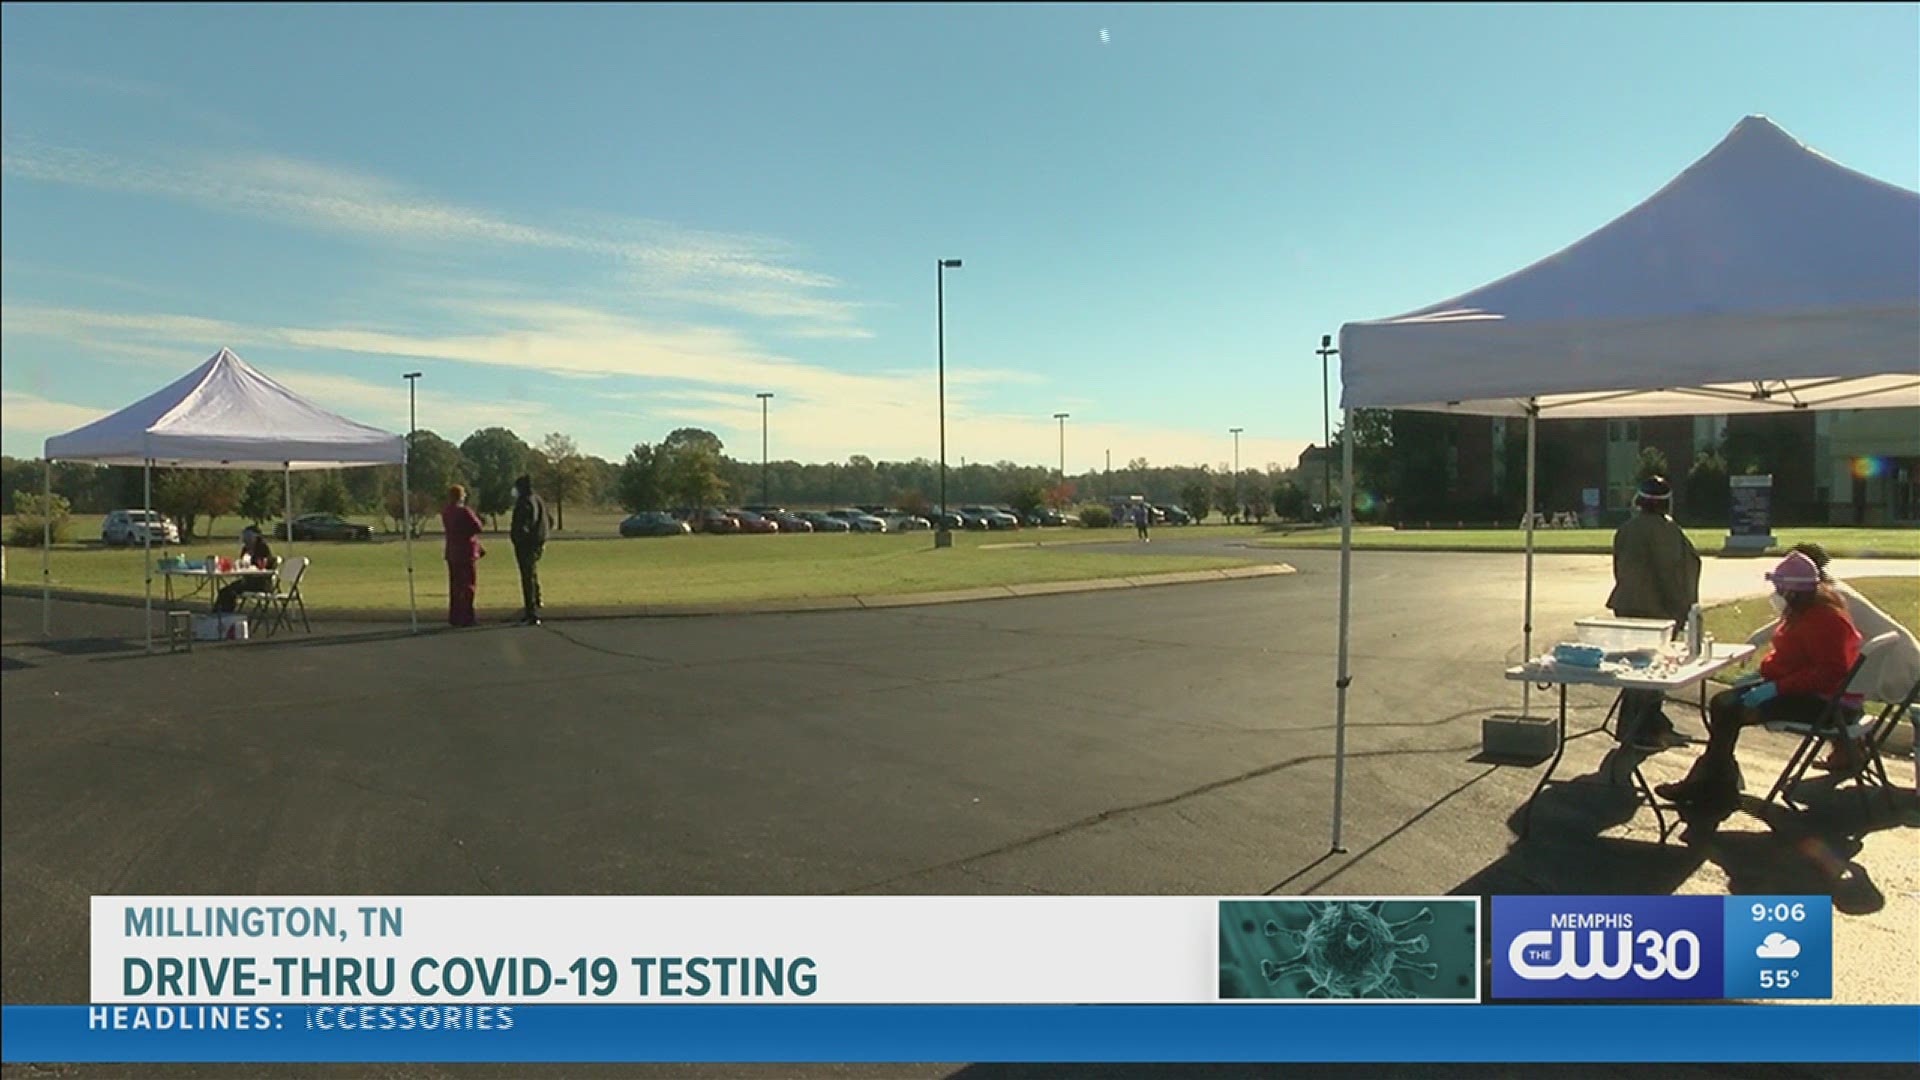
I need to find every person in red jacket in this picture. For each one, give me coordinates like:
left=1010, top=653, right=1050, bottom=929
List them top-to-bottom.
left=440, top=484, right=485, bottom=628
left=1656, top=550, right=1861, bottom=815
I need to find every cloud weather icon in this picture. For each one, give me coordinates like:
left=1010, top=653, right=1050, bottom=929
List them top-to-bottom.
left=1756, top=933, right=1801, bottom=960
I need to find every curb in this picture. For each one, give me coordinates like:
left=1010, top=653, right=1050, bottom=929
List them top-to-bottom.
left=1, top=564, right=1296, bottom=624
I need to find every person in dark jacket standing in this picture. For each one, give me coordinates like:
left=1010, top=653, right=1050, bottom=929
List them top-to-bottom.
left=509, top=473, right=549, bottom=626
left=1606, top=475, right=1700, bottom=750
left=442, top=484, right=484, bottom=627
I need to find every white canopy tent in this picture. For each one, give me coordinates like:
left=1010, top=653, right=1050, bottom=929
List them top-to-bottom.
left=1325, top=116, right=1920, bottom=850
left=40, top=347, right=416, bottom=647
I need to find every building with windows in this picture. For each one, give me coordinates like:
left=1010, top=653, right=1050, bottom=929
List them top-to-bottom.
left=1444, top=407, right=1918, bottom=526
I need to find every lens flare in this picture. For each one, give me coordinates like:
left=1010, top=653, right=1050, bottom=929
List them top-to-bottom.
left=1851, top=457, right=1885, bottom=481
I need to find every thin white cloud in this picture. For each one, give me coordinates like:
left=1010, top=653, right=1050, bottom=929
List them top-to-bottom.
left=1, top=135, right=855, bottom=331
left=0, top=298, right=1304, bottom=469
left=0, top=390, right=107, bottom=439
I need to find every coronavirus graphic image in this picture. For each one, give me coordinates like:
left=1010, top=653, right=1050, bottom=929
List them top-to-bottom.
left=1218, top=898, right=1479, bottom=1000
left=1260, top=901, right=1437, bottom=998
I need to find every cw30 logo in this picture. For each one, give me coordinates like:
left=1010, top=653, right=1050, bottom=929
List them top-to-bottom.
left=1507, top=928, right=1704, bottom=982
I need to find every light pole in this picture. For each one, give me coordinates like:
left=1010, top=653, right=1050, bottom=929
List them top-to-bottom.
left=936, top=258, right=962, bottom=548
left=1316, top=334, right=1339, bottom=516
left=402, top=371, right=422, bottom=634
left=404, top=372, right=422, bottom=437
left=756, top=392, right=773, bottom=506
left=1053, top=413, right=1069, bottom=481
left=1229, top=427, right=1243, bottom=521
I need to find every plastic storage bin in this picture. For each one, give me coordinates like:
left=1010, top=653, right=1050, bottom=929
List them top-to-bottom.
left=192, top=614, right=250, bottom=642
left=1574, top=617, right=1674, bottom=651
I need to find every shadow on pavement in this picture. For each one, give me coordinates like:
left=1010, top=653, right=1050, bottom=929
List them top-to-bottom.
left=1443, top=733, right=1915, bottom=913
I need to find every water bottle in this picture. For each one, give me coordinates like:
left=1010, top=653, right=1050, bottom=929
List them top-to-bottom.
left=1686, top=604, right=1704, bottom=661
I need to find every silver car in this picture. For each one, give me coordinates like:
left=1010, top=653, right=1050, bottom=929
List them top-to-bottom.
left=826, top=508, right=888, bottom=533
left=101, top=509, right=180, bottom=546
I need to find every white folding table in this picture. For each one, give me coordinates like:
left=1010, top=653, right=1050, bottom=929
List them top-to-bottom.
left=1505, top=642, right=1757, bottom=843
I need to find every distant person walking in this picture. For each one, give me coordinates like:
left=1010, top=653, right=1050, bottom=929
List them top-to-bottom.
left=509, top=473, right=549, bottom=626
left=1606, top=475, right=1700, bottom=750
left=441, top=484, right=485, bottom=628
left=1134, top=502, right=1151, bottom=542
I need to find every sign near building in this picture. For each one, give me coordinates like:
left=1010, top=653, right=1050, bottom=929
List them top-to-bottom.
left=1727, top=474, right=1775, bottom=554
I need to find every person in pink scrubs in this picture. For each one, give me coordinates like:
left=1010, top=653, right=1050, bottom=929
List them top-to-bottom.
left=440, top=484, right=484, bottom=627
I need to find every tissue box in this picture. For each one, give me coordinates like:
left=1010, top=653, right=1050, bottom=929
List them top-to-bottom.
left=1575, top=617, right=1674, bottom=651
left=1482, top=714, right=1557, bottom=762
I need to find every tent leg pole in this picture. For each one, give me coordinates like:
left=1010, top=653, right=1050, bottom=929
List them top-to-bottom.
left=1522, top=403, right=1538, bottom=716
left=1331, top=407, right=1356, bottom=855
left=404, top=449, right=417, bottom=633
left=42, top=457, right=52, bottom=637
left=143, top=459, right=153, bottom=655
left=284, top=466, right=293, bottom=553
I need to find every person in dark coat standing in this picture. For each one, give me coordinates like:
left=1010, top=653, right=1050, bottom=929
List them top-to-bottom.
left=509, top=473, right=549, bottom=626
left=1606, top=475, right=1701, bottom=750
left=441, top=484, right=484, bottom=627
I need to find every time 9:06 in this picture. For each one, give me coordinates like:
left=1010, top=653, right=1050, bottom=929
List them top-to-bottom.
left=1753, top=902, right=1808, bottom=922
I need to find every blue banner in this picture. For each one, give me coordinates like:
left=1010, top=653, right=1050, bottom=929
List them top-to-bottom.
left=4, top=1005, right=1918, bottom=1063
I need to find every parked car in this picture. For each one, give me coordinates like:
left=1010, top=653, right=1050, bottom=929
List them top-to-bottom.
left=855, top=504, right=892, bottom=517
left=740, top=505, right=787, bottom=516
left=960, top=505, right=1020, bottom=530
left=1155, top=505, right=1194, bottom=526
left=691, top=508, right=742, bottom=534
left=826, top=508, right=888, bottom=532
left=953, top=508, right=994, bottom=530
left=1025, top=508, right=1069, bottom=527
left=101, top=509, right=180, bottom=546
left=729, top=510, right=781, bottom=534
left=925, top=510, right=965, bottom=531
left=619, top=511, right=692, bottom=537
left=766, top=511, right=814, bottom=533
left=798, top=511, right=851, bottom=533
left=883, top=512, right=932, bottom=532
left=275, top=513, right=374, bottom=541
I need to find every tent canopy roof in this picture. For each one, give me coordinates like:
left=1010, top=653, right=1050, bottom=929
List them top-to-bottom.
left=1338, top=116, right=1920, bottom=417
left=43, top=348, right=405, bottom=469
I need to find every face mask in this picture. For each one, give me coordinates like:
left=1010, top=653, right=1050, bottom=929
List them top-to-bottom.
left=1768, top=592, right=1789, bottom=616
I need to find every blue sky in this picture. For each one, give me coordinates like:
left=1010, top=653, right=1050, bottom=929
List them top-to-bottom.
left=3, top=3, right=1916, bottom=473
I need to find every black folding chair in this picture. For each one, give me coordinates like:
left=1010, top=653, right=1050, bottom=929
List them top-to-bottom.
left=247, top=555, right=312, bottom=638
left=1762, top=632, right=1899, bottom=810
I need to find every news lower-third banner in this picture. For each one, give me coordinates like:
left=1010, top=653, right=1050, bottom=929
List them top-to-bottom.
left=0, top=894, right=1907, bottom=1064
left=87, top=895, right=1484, bottom=1005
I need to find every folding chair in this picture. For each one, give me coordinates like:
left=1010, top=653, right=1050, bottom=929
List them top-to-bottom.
left=249, top=555, right=311, bottom=638
left=1763, top=632, right=1899, bottom=810
left=1865, top=677, right=1918, bottom=790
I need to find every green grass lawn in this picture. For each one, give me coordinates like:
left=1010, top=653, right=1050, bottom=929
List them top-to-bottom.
left=1254, top=526, right=1920, bottom=559
left=13, top=528, right=1255, bottom=614
left=1702, top=575, right=1919, bottom=688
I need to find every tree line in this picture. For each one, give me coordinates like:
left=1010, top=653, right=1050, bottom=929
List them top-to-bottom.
left=3, top=426, right=1312, bottom=541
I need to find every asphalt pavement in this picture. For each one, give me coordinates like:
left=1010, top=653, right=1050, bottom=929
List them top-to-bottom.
left=3, top=540, right=1915, bottom=1077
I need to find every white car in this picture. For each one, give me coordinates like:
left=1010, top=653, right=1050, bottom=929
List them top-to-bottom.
left=826, top=508, right=888, bottom=533
left=101, top=509, right=180, bottom=546
left=883, top=513, right=932, bottom=532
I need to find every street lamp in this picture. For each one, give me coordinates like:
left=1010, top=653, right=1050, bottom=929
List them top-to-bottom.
left=936, top=258, right=962, bottom=549
left=1316, top=334, right=1339, bottom=516
left=401, top=371, right=423, bottom=635
left=404, top=372, right=423, bottom=437
left=756, top=392, right=774, bottom=506
left=1053, top=413, right=1070, bottom=481
left=1229, top=427, right=1243, bottom=521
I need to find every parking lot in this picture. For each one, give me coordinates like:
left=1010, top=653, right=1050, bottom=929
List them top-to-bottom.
left=6, top=545, right=1915, bottom=1018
